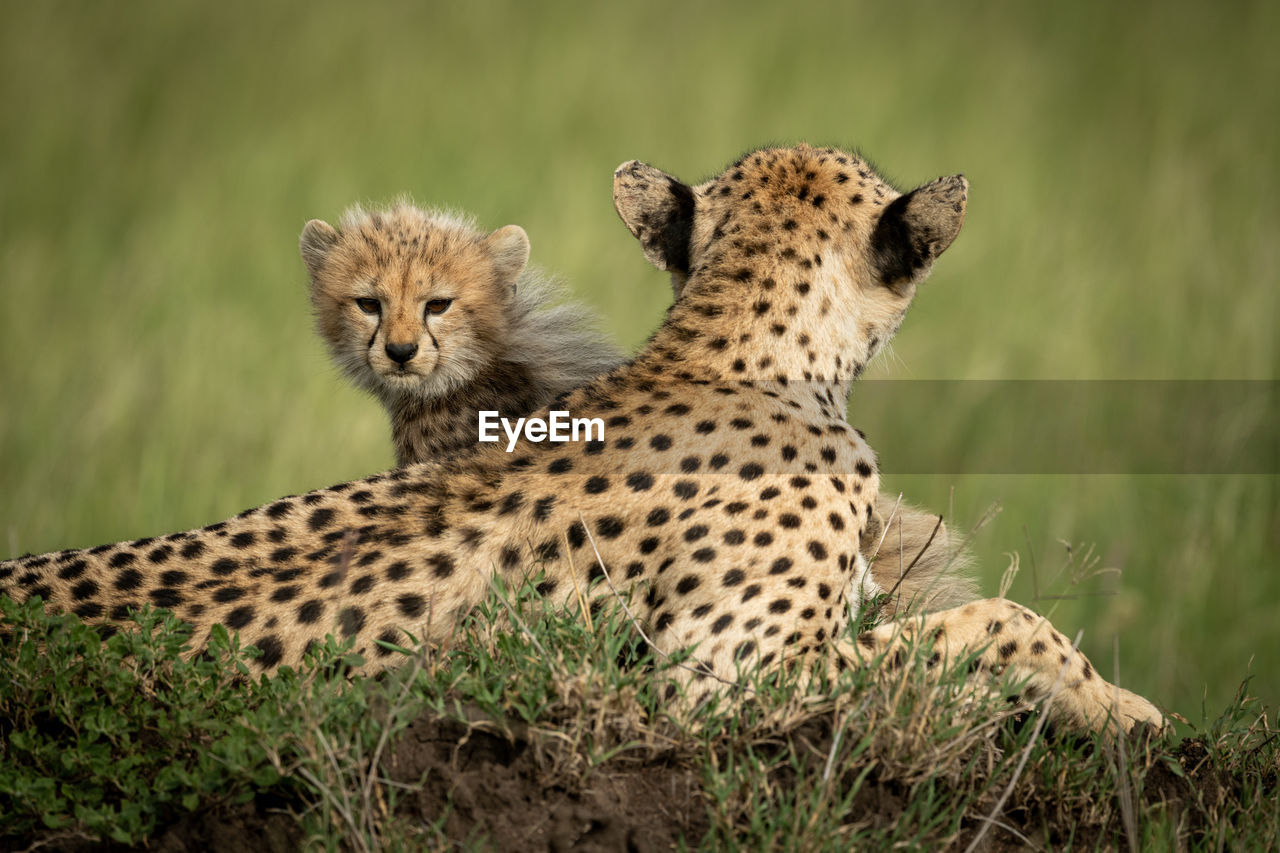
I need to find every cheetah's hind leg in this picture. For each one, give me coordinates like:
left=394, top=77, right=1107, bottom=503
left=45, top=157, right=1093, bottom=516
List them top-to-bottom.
left=835, top=598, right=1167, bottom=739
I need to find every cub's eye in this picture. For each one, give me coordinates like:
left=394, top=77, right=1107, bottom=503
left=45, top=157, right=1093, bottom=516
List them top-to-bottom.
left=355, top=298, right=381, bottom=315
left=425, top=298, right=452, bottom=316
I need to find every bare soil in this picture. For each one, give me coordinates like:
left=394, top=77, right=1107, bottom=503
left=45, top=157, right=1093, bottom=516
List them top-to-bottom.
left=383, top=713, right=708, bottom=851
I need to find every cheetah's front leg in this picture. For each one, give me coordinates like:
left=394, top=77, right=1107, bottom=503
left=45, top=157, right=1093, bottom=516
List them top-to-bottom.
left=839, top=598, right=1167, bottom=737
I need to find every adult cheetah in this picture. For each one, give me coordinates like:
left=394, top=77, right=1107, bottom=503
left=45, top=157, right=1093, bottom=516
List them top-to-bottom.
left=0, top=145, right=1163, bottom=735
left=304, top=202, right=975, bottom=617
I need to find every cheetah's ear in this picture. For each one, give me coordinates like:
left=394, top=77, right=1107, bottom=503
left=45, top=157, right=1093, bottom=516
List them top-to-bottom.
left=613, top=160, right=696, bottom=278
left=869, top=175, right=968, bottom=289
left=300, top=219, right=340, bottom=280
left=484, top=225, right=531, bottom=286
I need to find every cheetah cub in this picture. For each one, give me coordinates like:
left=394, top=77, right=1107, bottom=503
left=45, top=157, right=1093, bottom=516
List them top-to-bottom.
left=301, top=203, right=622, bottom=466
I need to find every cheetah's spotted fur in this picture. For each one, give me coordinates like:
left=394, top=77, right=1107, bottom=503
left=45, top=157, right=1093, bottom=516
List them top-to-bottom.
left=0, top=145, right=1164, bottom=736
left=307, top=203, right=976, bottom=618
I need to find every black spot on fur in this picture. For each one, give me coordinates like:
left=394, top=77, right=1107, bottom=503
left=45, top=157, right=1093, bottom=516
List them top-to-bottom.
left=627, top=472, right=655, bottom=492
left=532, top=495, right=556, bottom=521
left=308, top=507, right=335, bottom=531
left=596, top=516, right=625, bottom=539
left=684, top=525, right=709, bottom=542
left=500, top=546, right=522, bottom=571
left=428, top=554, right=455, bottom=578
left=210, top=558, right=238, bottom=577
left=58, top=560, right=88, bottom=581
left=113, top=569, right=143, bottom=591
left=159, top=570, right=188, bottom=587
left=271, top=585, right=300, bottom=603
left=214, top=587, right=245, bottom=604
left=150, top=588, right=183, bottom=609
left=297, top=600, right=324, bottom=624
left=72, top=602, right=103, bottom=619
left=226, top=606, right=255, bottom=629
left=339, top=607, right=366, bottom=637
left=375, top=630, right=401, bottom=657
left=253, top=635, right=284, bottom=669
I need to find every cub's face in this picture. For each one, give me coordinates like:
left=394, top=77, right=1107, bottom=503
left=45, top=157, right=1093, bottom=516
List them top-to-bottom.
left=300, top=206, right=530, bottom=400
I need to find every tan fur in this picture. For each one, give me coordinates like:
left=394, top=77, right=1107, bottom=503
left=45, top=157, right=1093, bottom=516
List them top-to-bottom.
left=1, top=146, right=1163, bottom=737
left=613, top=167, right=978, bottom=617
left=303, top=203, right=621, bottom=465
left=312, top=204, right=975, bottom=619
left=862, top=497, right=978, bottom=618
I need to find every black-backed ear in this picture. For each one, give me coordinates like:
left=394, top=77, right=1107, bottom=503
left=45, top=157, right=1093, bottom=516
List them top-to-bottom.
left=613, top=160, right=696, bottom=277
left=869, top=175, right=968, bottom=289
left=300, top=219, right=340, bottom=280
left=484, top=224, right=531, bottom=287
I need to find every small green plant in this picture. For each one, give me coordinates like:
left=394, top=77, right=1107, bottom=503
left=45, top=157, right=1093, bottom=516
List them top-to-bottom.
left=0, top=596, right=274, bottom=843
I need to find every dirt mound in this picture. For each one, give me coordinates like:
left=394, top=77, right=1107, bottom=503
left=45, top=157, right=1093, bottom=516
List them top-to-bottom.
left=386, top=713, right=708, bottom=851
left=16, top=719, right=1269, bottom=851
left=23, top=795, right=304, bottom=853
left=150, top=795, right=303, bottom=853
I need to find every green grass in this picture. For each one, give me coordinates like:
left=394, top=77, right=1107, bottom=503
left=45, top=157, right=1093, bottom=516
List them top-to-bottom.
left=0, top=0, right=1275, bottom=750
left=4, top=581, right=1276, bottom=850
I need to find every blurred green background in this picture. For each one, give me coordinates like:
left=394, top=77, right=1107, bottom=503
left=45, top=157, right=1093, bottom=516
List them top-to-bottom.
left=1, top=1, right=1275, bottom=721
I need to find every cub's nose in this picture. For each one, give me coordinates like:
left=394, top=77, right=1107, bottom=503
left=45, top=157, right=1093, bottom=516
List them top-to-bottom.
left=385, top=342, right=418, bottom=365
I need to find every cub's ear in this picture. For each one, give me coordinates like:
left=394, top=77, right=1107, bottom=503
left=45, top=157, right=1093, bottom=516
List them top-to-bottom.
left=613, top=160, right=696, bottom=278
left=869, top=175, right=968, bottom=289
left=300, top=219, right=340, bottom=280
left=485, top=224, right=531, bottom=285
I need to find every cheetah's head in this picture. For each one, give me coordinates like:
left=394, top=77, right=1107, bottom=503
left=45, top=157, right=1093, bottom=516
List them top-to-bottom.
left=613, top=145, right=967, bottom=380
left=300, top=204, right=530, bottom=402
